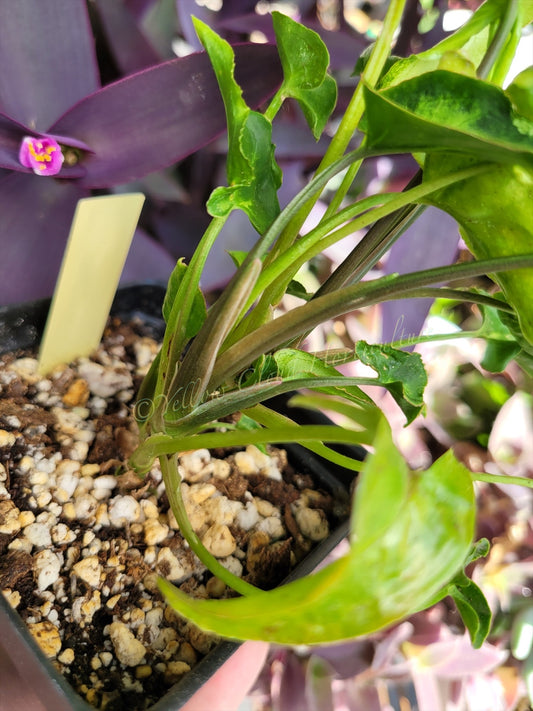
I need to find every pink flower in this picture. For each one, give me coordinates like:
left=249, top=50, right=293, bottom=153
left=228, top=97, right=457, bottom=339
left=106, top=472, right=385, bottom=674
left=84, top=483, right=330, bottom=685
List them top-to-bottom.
left=18, top=136, right=65, bottom=176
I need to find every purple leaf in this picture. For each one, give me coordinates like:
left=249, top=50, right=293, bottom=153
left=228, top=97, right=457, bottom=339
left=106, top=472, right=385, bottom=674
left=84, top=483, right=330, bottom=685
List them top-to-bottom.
left=0, top=0, right=99, bottom=130
left=93, top=0, right=161, bottom=75
left=124, top=0, right=155, bottom=20
left=175, top=0, right=212, bottom=50
left=218, top=0, right=258, bottom=21
left=217, top=12, right=277, bottom=42
left=51, top=44, right=283, bottom=188
left=0, top=113, right=34, bottom=170
left=271, top=122, right=331, bottom=160
left=0, top=173, right=87, bottom=303
left=144, top=201, right=211, bottom=263
left=381, top=207, right=460, bottom=345
left=120, top=227, right=175, bottom=285
left=372, top=622, right=414, bottom=673
left=413, top=635, right=508, bottom=678
left=304, top=640, right=373, bottom=680
left=275, top=652, right=308, bottom=711
left=306, top=655, right=335, bottom=711
left=410, top=670, right=443, bottom=711
left=343, top=678, right=383, bottom=711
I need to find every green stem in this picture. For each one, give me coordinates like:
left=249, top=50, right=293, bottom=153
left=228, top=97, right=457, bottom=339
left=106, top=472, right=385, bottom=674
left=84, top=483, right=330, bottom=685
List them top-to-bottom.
left=264, top=0, right=407, bottom=261
left=308, top=0, right=407, bottom=219
left=318, top=0, right=407, bottom=171
left=477, top=0, right=519, bottom=81
left=264, top=87, right=284, bottom=123
left=218, top=147, right=377, bottom=349
left=240, top=148, right=373, bottom=264
left=321, top=158, right=363, bottom=222
left=225, top=162, right=489, bottom=349
left=255, top=166, right=476, bottom=302
left=316, top=176, right=424, bottom=296
left=158, top=217, right=226, bottom=401
left=209, top=254, right=533, bottom=387
left=165, top=259, right=261, bottom=416
left=387, top=330, right=484, bottom=350
left=163, top=375, right=371, bottom=436
left=243, top=404, right=364, bottom=472
left=137, top=426, right=371, bottom=470
left=159, top=454, right=259, bottom=596
left=472, top=472, right=533, bottom=489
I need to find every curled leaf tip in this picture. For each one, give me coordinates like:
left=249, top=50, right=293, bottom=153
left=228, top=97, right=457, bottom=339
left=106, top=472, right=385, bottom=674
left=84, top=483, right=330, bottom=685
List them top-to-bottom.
left=19, top=135, right=64, bottom=176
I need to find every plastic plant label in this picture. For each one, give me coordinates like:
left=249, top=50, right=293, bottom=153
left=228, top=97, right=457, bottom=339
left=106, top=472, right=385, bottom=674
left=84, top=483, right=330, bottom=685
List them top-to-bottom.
left=38, top=193, right=145, bottom=374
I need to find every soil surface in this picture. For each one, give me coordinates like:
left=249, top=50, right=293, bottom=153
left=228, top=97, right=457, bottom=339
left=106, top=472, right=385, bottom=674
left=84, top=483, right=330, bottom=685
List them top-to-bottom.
left=0, top=318, right=348, bottom=710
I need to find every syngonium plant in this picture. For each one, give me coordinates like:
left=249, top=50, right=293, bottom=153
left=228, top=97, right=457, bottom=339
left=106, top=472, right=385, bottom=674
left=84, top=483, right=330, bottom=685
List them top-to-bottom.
left=129, top=0, right=533, bottom=649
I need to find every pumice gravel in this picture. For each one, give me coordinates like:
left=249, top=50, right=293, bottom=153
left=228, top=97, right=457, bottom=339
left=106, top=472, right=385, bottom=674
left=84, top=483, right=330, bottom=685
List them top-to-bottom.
left=0, top=318, right=346, bottom=710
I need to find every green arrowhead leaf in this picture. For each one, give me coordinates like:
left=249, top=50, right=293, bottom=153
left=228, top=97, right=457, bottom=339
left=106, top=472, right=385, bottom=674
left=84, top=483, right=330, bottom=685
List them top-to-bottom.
left=272, top=11, right=337, bottom=139
left=272, top=11, right=328, bottom=91
left=194, top=18, right=281, bottom=232
left=362, top=66, right=533, bottom=346
left=505, top=66, right=533, bottom=122
left=363, top=70, right=533, bottom=162
left=292, top=75, right=337, bottom=141
left=207, top=111, right=282, bottom=231
left=423, top=155, right=533, bottom=345
left=227, top=250, right=249, bottom=269
left=286, top=278, right=312, bottom=301
left=478, top=302, right=522, bottom=371
left=496, top=310, right=533, bottom=376
left=482, top=339, right=522, bottom=373
left=355, top=342, right=427, bottom=424
left=273, top=348, right=372, bottom=405
left=349, top=417, right=408, bottom=544
left=159, top=420, right=475, bottom=644
left=465, top=537, right=491, bottom=565
left=422, top=539, right=492, bottom=648
left=449, top=579, right=492, bottom=648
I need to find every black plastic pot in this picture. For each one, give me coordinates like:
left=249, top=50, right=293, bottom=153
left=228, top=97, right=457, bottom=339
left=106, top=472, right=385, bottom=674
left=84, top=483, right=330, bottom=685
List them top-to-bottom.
left=0, top=284, right=363, bottom=711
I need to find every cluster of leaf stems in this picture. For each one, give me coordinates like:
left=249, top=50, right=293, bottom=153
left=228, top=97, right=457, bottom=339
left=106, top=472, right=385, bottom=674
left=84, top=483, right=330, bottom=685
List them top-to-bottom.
left=130, top=0, right=533, bottom=597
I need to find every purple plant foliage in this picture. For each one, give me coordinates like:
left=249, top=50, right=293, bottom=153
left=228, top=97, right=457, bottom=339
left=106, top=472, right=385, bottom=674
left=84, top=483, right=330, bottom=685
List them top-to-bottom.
left=0, top=0, right=282, bottom=304
left=0, top=0, right=382, bottom=307
left=0, top=0, right=408, bottom=310
left=92, top=0, right=161, bottom=75
left=124, top=0, right=154, bottom=21
left=176, top=0, right=210, bottom=51
left=381, top=206, right=461, bottom=346
left=121, top=227, right=176, bottom=284
left=254, top=614, right=514, bottom=711
left=274, top=650, right=308, bottom=711
left=306, top=655, right=336, bottom=711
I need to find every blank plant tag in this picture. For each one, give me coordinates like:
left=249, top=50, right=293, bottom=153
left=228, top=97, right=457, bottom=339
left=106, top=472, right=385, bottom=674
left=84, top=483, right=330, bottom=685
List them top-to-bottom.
left=38, top=193, right=145, bottom=374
